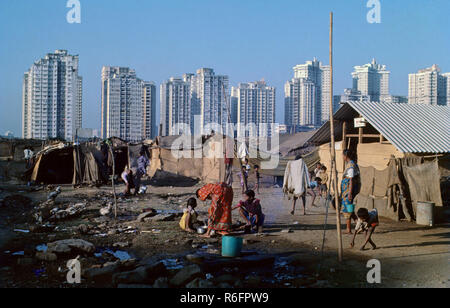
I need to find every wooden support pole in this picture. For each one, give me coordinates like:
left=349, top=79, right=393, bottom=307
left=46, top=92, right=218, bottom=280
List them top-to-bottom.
left=329, top=12, right=343, bottom=262
left=342, top=121, right=347, bottom=150
left=358, top=127, right=363, bottom=144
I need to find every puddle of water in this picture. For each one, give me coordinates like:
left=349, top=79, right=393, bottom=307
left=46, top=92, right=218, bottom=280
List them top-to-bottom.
left=156, top=209, right=181, bottom=215
left=36, top=244, right=48, bottom=252
left=94, top=248, right=133, bottom=261
left=111, top=250, right=132, bottom=261
left=161, top=258, right=184, bottom=270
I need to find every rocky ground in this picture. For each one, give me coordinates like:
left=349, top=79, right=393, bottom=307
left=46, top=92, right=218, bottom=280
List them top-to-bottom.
left=0, top=179, right=448, bottom=288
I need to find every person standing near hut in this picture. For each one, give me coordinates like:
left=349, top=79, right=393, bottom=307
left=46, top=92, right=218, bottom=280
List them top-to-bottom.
left=341, top=149, right=360, bottom=234
left=134, top=150, right=149, bottom=195
left=196, top=182, right=234, bottom=237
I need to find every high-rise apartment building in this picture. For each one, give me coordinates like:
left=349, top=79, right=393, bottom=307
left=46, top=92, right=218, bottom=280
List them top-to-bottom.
left=22, top=50, right=82, bottom=140
left=293, top=58, right=330, bottom=124
left=351, top=59, right=390, bottom=103
left=408, top=65, right=448, bottom=106
left=101, top=67, right=156, bottom=142
left=160, top=68, right=229, bottom=136
left=190, top=68, right=229, bottom=134
left=160, top=76, right=191, bottom=136
left=284, top=78, right=316, bottom=130
left=231, top=80, right=276, bottom=137
left=142, top=81, right=157, bottom=139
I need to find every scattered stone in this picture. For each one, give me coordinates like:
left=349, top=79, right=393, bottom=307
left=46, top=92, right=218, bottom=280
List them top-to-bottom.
left=48, top=203, right=86, bottom=221
left=100, top=205, right=112, bottom=216
left=136, top=210, right=157, bottom=222
left=148, top=214, right=176, bottom=222
left=29, top=224, right=55, bottom=233
left=78, top=224, right=90, bottom=234
left=107, top=229, right=118, bottom=235
left=281, top=229, right=292, bottom=233
left=47, top=239, right=95, bottom=255
left=113, top=242, right=130, bottom=248
left=35, top=252, right=57, bottom=262
left=185, top=254, right=204, bottom=264
left=113, top=262, right=167, bottom=286
left=85, top=263, right=120, bottom=283
left=170, top=264, right=203, bottom=287
left=113, top=266, right=148, bottom=285
left=215, top=274, right=239, bottom=284
left=246, top=275, right=261, bottom=287
left=153, top=277, right=169, bottom=288
left=186, top=277, right=214, bottom=288
left=216, top=282, right=232, bottom=288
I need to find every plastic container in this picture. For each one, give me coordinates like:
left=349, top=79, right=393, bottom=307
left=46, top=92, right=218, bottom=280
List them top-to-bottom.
left=416, top=201, right=434, bottom=226
left=222, top=236, right=243, bottom=257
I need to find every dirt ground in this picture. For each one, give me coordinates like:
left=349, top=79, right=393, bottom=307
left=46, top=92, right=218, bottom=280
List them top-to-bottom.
left=0, top=178, right=448, bottom=288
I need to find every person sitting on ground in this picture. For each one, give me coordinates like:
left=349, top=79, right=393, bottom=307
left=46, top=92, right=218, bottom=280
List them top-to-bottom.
left=121, top=168, right=135, bottom=196
left=307, top=177, right=322, bottom=207
left=233, top=190, right=265, bottom=234
left=179, top=198, right=199, bottom=233
left=351, top=208, right=379, bottom=250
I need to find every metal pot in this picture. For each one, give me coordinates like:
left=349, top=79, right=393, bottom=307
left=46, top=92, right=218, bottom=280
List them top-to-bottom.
left=197, top=226, right=208, bottom=234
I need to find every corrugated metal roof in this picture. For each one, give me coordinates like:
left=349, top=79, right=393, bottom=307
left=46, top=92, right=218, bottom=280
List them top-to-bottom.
left=308, top=102, right=450, bottom=154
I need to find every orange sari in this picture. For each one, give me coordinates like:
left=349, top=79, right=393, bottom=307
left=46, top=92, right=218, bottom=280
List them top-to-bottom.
left=197, top=182, right=233, bottom=232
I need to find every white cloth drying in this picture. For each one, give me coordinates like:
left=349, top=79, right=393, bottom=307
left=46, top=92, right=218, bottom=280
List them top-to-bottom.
left=283, top=159, right=310, bottom=198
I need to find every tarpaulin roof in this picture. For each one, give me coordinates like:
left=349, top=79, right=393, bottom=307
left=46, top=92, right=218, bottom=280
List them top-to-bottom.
left=308, top=102, right=450, bottom=154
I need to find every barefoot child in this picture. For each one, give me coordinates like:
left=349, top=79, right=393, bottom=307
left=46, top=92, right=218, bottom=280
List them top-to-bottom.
left=239, top=165, right=249, bottom=194
left=254, top=165, right=261, bottom=194
left=307, top=177, right=322, bottom=207
left=233, top=190, right=265, bottom=234
left=179, top=198, right=199, bottom=233
left=350, top=208, right=379, bottom=250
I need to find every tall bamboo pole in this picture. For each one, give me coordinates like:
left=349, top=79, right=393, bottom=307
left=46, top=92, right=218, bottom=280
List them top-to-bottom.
left=329, top=12, right=343, bottom=262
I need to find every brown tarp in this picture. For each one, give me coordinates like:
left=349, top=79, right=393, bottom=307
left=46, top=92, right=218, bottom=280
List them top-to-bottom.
left=72, top=145, right=108, bottom=185
left=356, top=156, right=446, bottom=222
left=404, top=160, right=443, bottom=208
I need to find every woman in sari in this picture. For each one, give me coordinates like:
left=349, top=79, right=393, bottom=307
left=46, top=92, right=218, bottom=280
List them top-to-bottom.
left=341, top=149, right=360, bottom=234
left=196, top=182, right=234, bottom=237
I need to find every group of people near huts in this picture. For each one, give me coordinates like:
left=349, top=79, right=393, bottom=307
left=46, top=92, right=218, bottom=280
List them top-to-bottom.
left=119, top=149, right=377, bottom=250
left=121, top=150, right=149, bottom=196
left=284, top=150, right=379, bottom=251
left=179, top=185, right=265, bottom=238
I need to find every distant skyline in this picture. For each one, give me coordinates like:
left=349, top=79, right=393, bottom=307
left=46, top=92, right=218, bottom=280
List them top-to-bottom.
left=1, top=0, right=449, bottom=135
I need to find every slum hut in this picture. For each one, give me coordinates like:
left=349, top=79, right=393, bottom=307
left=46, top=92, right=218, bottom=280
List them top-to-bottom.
left=307, top=101, right=450, bottom=222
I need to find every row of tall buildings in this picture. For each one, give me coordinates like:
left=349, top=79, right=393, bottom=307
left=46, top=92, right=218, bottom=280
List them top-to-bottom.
left=22, top=50, right=450, bottom=141
left=100, top=67, right=156, bottom=142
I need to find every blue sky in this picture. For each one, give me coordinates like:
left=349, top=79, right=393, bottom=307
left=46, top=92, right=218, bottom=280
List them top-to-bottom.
left=0, top=0, right=449, bottom=136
